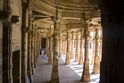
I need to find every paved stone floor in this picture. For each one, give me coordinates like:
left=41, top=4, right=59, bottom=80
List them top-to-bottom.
left=33, top=55, right=99, bottom=83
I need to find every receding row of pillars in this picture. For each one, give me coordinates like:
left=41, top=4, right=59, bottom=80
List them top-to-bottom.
left=1, top=0, right=102, bottom=83
left=1, top=1, right=42, bottom=83
left=46, top=21, right=102, bottom=82
left=49, top=28, right=102, bottom=66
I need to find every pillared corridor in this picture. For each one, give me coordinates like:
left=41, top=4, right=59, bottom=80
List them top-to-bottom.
left=0, top=0, right=124, bottom=83
left=33, top=53, right=100, bottom=83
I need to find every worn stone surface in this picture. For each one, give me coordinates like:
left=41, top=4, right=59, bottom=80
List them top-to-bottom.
left=0, top=20, right=2, bottom=83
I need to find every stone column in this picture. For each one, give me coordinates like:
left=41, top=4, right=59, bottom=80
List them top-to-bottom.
left=1, top=0, right=16, bottom=82
left=99, top=1, right=124, bottom=82
left=21, top=3, right=28, bottom=83
left=27, top=8, right=33, bottom=83
left=81, top=13, right=90, bottom=82
left=2, top=14, right=13, bottom=83
left=51, top=16, right=59, bottom=83
left=30, top=21, right=35, bottom=75
left=48, top=26, right=53, bottom=64
left=93, top=28, right=100, bottom=74
left=65, top=29, right=71, bottom=64
left=99, top=29, right=102, bottom=62
left=79, top=30, right=83, bottom=64
left=27, top=31, right=32, bottom=83
left=31, top=31, right=35, bottom=75
left=32, top=31, right=35, bottom=74
left=71, top=31, right=74, bottom=59
left=75, top=32, right=79, bottom=62
left=36, top=33, right=40, bottom=57
left=59, top=33, right=62, bottom=57
left=62, top=34, right=66, bottom=55
left=63, top=34, right=67, bottom=55
left=33, top=35, right=36, bottom=68
left=46, top=35, right=49, bottom=54
left=48, top=35, right=53, bottom=64
left=91, top=38, right=95, bottom=65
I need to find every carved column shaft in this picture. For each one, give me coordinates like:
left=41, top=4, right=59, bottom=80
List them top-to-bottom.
left=2, top=0, right=15, bottom=82
left=21, top=3, right=28, bottom=83
left=27, top=7, right=33, bottom=83
left=81, top=13, right=90, bottom=81
left=51, top=17, right=59, bottom=83
left=3, top=19, right=13, bottom=83
left=48, top=27, right=53, bottom=64
left=81, top=28, right=90, bottom=82
left=93, top=28, right=100, bottom=74
left=66, top=30, right=71, bottom=64
left=79, top=30, right=83, bottom=64
left=71, top=31, right=74, bottom=59
left=75, top=32, right=79, bottom=62
left=59, top=33, right=62, bottom=57
left=31, top=34, right=35, bottom=75
left=61, top=35, right=66, bottom=55
left=34, top=36, right=37, bottom=68
left=48, top=36, right=53, bottom=64
left=91, top=38, right=95, bottom=65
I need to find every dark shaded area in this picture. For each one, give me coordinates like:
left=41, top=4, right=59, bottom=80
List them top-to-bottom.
left=41, top=37, right=46, bottom=49
left=12, top=50, right=20, bottom=83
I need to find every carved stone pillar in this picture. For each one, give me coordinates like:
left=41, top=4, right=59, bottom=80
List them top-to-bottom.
left=1, top=0, right=17, bottom=82
left=21, top=3, right=28, bottom=83
left=27, top=8, right=33, bottom=83
left=81, top=13, right=90, bottom=81
left=2, top=15, right=13, bottom=83
left=51, top=16, right=59, bottom=83
left=81, top=28, right=90, bottom=82
left=93, top=28, right=100, bottom=74
left=99, top=29, right=102, bottom=62
left=65, top=30, right=71, bottom=64
left=79, top=30, right=83, bottom=64
left=27, top=31, right=32, bottom=83
left=71, top=31, right=74, bottom=59
left=31, top=32, right=35, bottom=75
left=75, top=32, right=79, bottom=62
left=59, top=33, right=62, bottom=57
left=36, top=34, right=40, bottom=57
left=62, top=34, right=66, bottom=55
left=33, top=35, right=36, bottom=68
left=63, top=35, right=67, bottom=55
left=46, top=36, right=49, bottom=54
left=48, top=36, right=53, bottom=64
left=99, top=37, right=102, bottom=62
left=91, top=38, right=95, bottom=65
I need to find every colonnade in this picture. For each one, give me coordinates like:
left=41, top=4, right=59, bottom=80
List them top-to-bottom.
left=1, top=0, right=103, bottom=83
left=45, top=15, right=102, bottom=82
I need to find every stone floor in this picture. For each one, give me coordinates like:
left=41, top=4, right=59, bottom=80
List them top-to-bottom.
left=33, top=54, right=99, bottom=83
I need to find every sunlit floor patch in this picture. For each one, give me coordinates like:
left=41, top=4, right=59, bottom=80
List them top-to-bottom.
left=61, top=55, right=100, bottom=83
